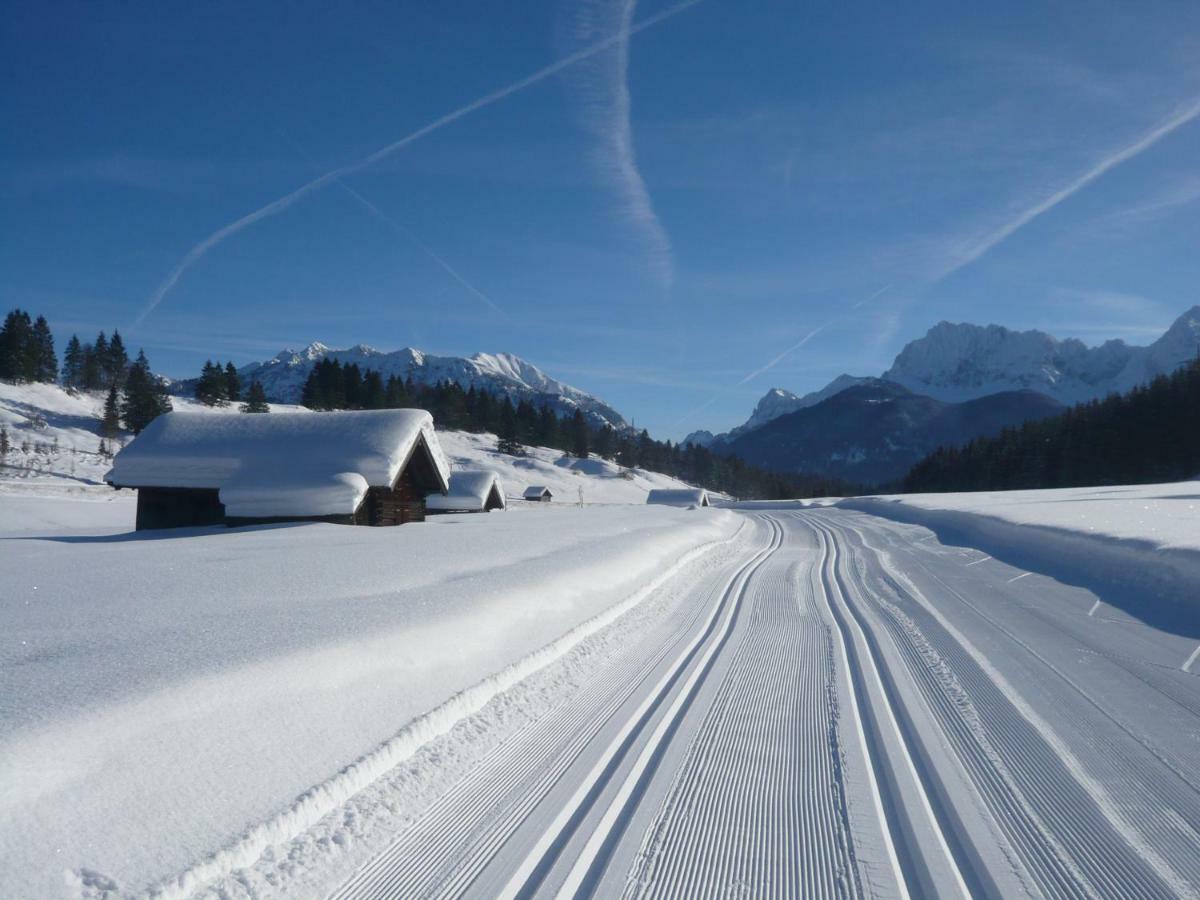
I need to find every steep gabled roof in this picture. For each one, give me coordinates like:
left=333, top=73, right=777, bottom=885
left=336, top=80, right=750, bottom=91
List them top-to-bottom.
left=107, top=410, right=450, bottom=518
left=427, top=470, right=506, bottom=511
left=523, top=485, right=553, bottom=500
left=646, top=488, right=710, bottom=507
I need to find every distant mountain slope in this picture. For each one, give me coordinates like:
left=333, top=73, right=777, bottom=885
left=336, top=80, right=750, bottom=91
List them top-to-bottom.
left=885, top=305, right=1200, bottom=403
left=177, top=344, right=629, bottom=431
left=684, top=375, right=870, bottom=448
left=721, top=379, right=1063, bottom=485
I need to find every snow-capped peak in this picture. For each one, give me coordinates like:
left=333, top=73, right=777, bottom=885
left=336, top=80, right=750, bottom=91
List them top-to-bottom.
left=220, top=343, right=628, bottom=430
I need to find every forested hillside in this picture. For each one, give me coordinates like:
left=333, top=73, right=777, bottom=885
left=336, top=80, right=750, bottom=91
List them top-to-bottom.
left=904, top=358, right=1200, bottom=492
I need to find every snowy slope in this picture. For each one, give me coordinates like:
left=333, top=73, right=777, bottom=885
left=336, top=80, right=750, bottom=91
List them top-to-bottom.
left=205, top=343, right=629, bottom=430
left=0, top=382, right=698, bottom=509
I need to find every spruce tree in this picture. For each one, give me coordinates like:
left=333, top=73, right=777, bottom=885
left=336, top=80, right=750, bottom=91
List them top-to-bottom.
left=0, top=309, right=35, bottom=382
left=32, top=316, right=57, bottom=382
left=106, top=330, right=129, bottom=386
left=93, top=332, right=109, bottom=386
left=63, top=335, right=83, bottom=388
left=81, top=341, right=101, bottom=390
left=121, top=350, right=171, bottom=433
left=195, top=360, right=227, bottom=405
left=224, top=361, right=241, bottom=402
left=300, top=368, right=325, bottom=409
left=362, top=370, right=386, bottom=409
left=384, top=374, right=407, bottom=408
left=240, top=380, right=270, bottom=413
left=101, top=384, right=121, bottom=437
left=496, top=398, right=523, bottom=455
left=570, top=409, right=590, bottom=459
left=0, top=425, right=9, bottom=459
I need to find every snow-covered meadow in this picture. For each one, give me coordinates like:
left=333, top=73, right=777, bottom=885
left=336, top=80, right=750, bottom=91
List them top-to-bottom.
left=1, top=495, right=737, bottom=897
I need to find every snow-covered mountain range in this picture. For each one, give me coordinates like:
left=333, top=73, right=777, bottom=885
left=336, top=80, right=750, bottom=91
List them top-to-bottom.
left=885, top=305, right=1200, bottom=403
left=689, top=306, right=1200, bottom=449
left=181, top=344, right=628, bottom=430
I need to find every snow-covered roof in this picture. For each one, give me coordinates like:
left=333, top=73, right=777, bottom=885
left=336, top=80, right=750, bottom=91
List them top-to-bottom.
left=107, top=410, right=450, bottom=518
left=426, top=470, right=506, bottom=511
left=523, top=485, right=553, bottom=500
left=646, top=488, right=710, bottom=507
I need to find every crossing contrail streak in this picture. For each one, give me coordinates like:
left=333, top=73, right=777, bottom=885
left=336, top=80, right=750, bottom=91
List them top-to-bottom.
left=134, top=0, right=705, bottom=327
left=331, top=177, right=509, bottom=319
left=670, top=285, right=890, bottom=433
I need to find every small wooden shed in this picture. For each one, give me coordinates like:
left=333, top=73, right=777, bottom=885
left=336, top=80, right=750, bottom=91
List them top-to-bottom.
left=107, top=409, right=450, bottom=530
left=427, top=470, right=506, bottom=514
left=523, top=485, right=553, bottom=502
left=646, top=488, right=711, bottom=508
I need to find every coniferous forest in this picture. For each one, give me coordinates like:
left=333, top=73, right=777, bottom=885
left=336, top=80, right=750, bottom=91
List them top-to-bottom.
left=299, top=358, right=858, bottom=500
left=903, top=358, right=1200, bottom=492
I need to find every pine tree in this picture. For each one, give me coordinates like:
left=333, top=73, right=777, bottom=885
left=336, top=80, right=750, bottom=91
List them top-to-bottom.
left=0, top=309, right=35, bottom=382
left=32, top=316, right=57, bottom=382
left=105, top=330, right=129, bottom=386
left=93, top=332, right=109, bottom=386
left=63, top=335, right=83, bottom=388
left=81, top=341, right=101, bottom=390
left=122, top=350, right=172, bottom=433
left=195, top=360, right=227, bottom=406
left=224, top=361, right=241, bottom=402
left=301, top=368, right=325, bottom=409
left=362, top=370, right=386, bottom=409
left=384, top=374, right=407, bottom=408
left=240, top=380, right=270, bottom=413
left=101, top=383, right=121, bottom=437
left=496, top=398, right=523, bottom=455
left=570, top=409, right=590, bottom=459
left=0, top=425, right=9, bottom=459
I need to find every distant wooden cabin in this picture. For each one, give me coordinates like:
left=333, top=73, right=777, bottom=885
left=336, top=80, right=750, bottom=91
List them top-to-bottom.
left=107, top=409, right=450, bottom=530
left=427, top=470, right=506, bottom=514
left=523, top=485, right=553, bottom=502
left=646, top=488, right=711, bottom=508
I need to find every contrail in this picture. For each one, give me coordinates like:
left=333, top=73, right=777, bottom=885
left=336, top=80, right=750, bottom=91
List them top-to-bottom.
left=135, top=0, right=705, bottom=327
left=573, top=0, right=674, bottom=289
left=938, top=95, right=1200, bottom=283
left=278, top=128, right=509, bottom=319
left=331, top=174, right=509, bottom=320
left=671, top=284, right=890, bottom=433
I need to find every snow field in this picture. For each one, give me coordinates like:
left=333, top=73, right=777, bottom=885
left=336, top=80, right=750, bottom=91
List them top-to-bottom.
left=0, top=506, right=738, bottom=898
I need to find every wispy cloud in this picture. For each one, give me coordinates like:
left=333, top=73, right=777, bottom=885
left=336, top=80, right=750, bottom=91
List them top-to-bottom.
left=134, top=0, right=702, bottom=328
left=569, top=0, right=674, bottom=290
left=934, top=95, right=1200, bottom=284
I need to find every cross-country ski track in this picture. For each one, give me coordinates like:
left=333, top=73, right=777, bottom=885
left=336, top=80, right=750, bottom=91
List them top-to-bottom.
left=315, top=508, right=1200, bottom=898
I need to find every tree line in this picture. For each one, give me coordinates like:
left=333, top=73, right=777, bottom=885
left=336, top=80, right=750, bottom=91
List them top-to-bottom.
left=1, top=308, right=172, bottom=434
left=903, top=358, right=1200, bottom=493
left=194, top=359, right=269, bottom=412
left=299, top=359, right=858, bottom=500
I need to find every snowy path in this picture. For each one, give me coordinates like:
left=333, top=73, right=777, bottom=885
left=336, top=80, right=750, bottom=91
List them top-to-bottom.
left=234, top=511, right=1200, bottom=897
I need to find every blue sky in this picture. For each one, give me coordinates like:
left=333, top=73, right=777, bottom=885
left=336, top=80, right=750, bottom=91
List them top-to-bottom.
left=3, top=0, right=1200, bottom=439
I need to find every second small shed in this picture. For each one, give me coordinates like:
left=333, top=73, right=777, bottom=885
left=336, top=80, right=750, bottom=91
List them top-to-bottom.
left=427, top=470, right=506, bottom=514
left=523, top=485, right=553, bottom=502
left=646, top=488, right=711, bottom=508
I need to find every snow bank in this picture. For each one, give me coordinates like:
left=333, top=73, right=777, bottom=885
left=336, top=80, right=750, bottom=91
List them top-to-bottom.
left=840, top=482, right=1200, bottom=637
left=0, top=502, right=738, bottom=898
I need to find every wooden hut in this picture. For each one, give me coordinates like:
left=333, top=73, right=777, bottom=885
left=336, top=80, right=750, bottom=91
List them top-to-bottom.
left=107, top=409, right=450, bottom=530
left=426, top=470, right=506, bottom=514
left=523, top=485, right=553, bottom=502
left=646, top=488, right=711, bottom=508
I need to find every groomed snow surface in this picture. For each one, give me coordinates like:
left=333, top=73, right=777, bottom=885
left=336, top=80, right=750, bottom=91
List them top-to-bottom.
left=3, top=383, right=1199, bottom=898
